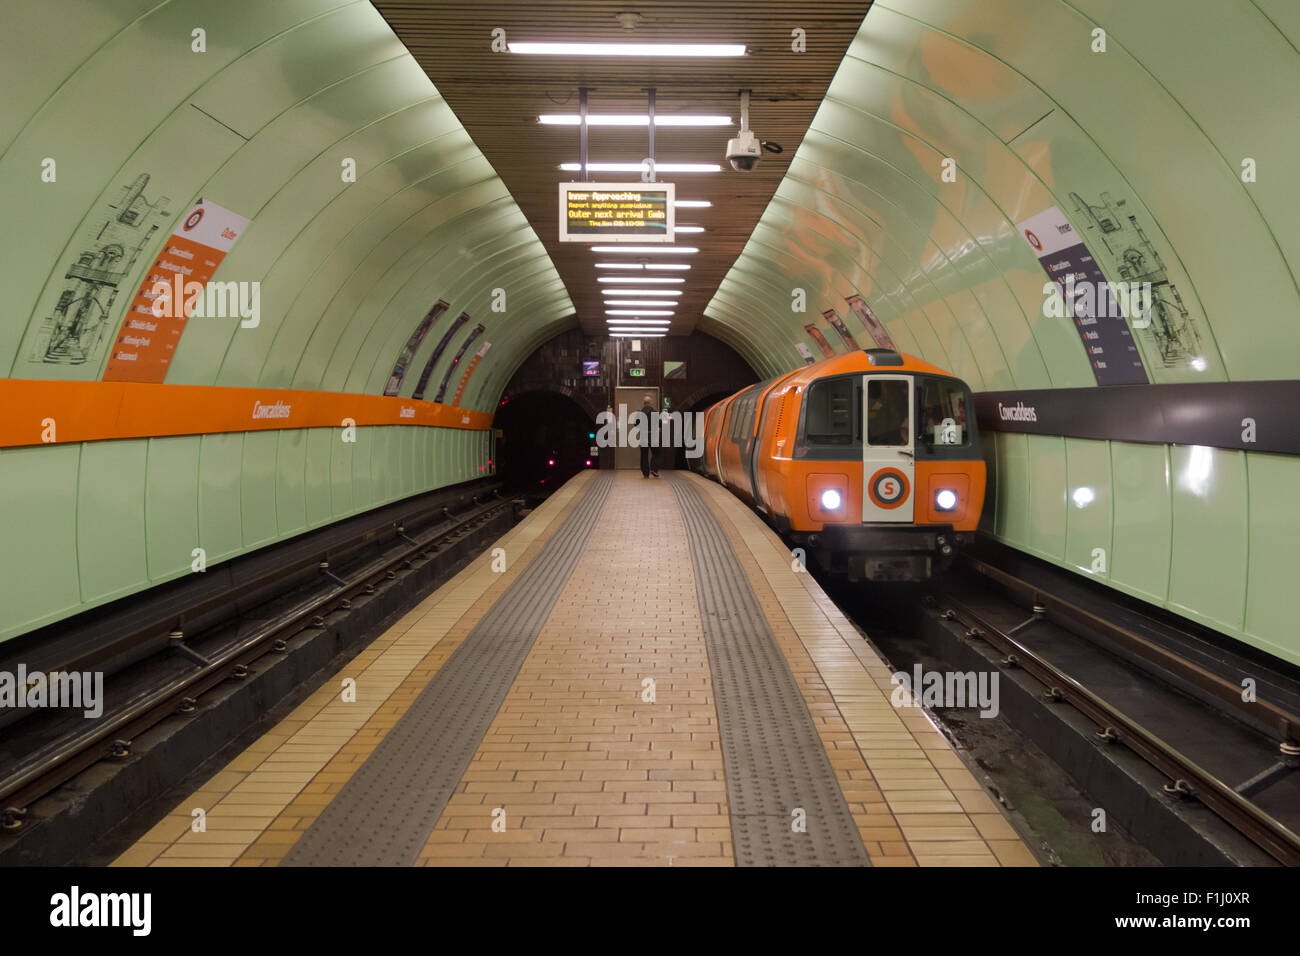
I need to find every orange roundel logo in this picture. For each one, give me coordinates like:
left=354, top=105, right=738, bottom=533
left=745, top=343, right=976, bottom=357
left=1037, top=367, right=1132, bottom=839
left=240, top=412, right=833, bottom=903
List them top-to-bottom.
left=183, top=208, right=204, bottom=231
left=868, top=467, right=909, bottom=509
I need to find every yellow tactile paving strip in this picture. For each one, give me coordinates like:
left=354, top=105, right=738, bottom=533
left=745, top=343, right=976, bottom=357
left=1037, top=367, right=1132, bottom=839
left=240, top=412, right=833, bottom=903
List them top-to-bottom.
left=114, top=467, right=1034, bottom=867
left=111, top=473, right=595, bottom=867
left=423, top=473, right=730, bottom=866
left=687, top=473, right=1036, bottom=867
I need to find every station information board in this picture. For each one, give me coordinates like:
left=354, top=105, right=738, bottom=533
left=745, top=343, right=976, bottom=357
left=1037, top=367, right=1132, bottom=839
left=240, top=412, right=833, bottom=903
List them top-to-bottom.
left=558, top=182, right=674, bottom=242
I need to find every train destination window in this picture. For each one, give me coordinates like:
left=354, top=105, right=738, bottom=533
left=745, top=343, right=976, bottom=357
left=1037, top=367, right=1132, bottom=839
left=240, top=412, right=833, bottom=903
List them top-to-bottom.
left=916, top=376, right=969, bottom=446
left=804, top=377, right=856, bottom=446
left=866, top=379, right=910, bottom=446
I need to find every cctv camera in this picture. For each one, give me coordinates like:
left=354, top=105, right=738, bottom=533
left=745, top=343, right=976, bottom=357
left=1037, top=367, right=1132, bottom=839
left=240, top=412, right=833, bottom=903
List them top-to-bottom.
left=726, top=129, right=762, bottom=172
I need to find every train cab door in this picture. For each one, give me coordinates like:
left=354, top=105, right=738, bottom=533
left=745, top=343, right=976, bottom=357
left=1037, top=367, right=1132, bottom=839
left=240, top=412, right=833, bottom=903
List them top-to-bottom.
left=860, top=375, right=914, bottom=522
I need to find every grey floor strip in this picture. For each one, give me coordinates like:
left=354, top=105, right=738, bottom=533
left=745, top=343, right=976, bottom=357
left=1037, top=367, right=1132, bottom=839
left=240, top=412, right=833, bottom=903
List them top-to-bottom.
left=281, top=472, right=615, bottom=866
left=668, top=475, right=870, bottom=866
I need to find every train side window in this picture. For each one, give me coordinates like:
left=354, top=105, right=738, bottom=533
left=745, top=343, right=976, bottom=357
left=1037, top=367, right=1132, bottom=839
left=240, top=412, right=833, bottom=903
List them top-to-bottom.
left=916, top=376, right=969, bottom=446
left=804, top=377, right=856, bottom=446
left=866, top=379, right=910, bottom=446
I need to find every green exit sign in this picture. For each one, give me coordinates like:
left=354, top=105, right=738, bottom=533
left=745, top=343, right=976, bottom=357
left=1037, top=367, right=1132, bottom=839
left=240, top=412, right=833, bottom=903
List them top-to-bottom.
left=629, top=367, right=645, bottom=377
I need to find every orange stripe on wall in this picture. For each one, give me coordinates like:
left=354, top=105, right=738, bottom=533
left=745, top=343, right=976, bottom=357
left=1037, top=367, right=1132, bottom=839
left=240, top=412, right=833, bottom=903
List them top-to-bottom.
left=0, top=379, right=492, bottom=449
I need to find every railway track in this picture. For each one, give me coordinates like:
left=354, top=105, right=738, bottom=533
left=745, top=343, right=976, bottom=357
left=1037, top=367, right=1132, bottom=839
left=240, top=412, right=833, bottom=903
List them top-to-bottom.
left=0, top=482, right=517, bottom=837
left=935, top=551, right=1300, bottom=867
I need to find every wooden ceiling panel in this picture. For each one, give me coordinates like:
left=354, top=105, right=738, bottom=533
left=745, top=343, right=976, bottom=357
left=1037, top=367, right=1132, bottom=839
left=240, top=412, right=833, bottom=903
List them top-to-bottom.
left=372, top=1, right=874, bottom=335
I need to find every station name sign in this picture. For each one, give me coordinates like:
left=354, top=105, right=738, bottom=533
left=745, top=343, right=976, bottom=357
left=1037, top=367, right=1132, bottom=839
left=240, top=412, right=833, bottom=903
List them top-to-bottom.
left=558, top=181, right=675, bottom=243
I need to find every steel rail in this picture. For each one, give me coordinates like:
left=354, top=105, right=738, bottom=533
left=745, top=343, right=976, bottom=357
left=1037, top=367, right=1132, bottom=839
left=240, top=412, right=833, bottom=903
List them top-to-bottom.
left=0, top=494, right=514, bottom=825
left=966, top=557, right=1300, bottom=745
left=939, top=595, right=1300, bottom=867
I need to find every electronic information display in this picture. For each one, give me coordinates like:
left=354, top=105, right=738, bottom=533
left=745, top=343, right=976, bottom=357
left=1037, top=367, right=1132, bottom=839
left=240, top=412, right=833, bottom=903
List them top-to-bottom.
left=558, top=182, right=675, bottom=243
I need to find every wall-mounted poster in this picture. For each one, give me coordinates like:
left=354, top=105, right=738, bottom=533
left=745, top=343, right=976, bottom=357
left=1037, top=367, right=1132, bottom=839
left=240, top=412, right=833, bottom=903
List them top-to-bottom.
left=25, top=172, right=173, bottom=376
left=103, top=196, right=249, bottom=383
left=1016, top=204, right=1148, bottom=386
left=845, top=294, right=895, bottom=350
left=384, top=300, right=449, bottom=395
left=822, top=309, right=859, bottom=350
left=411, top=311, right=469, bottom=400
left=434, top=323, right=486, bottom=404
left=804, top=324, right=835, bottom=358
left=452, top=340, right=491, bottom=407
left=794, top=342, right=816, bottom=365
left=582, top=360, right=601, bottom=377
left=664, top=360, right=686, bottom=380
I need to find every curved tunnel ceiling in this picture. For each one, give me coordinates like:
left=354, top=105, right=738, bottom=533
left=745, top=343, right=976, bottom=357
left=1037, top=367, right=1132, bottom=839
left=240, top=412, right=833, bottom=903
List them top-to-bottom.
left=0, top=0, right=573, bottom=410
left=703, top=0, right=1300, bottom=664
left=706, top=0, right=1300, bottom=384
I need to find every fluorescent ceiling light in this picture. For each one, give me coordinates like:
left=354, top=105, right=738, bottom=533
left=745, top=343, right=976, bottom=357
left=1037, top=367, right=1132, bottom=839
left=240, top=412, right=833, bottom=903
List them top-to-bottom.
left=509, top=42, right=746, bottom=57
left=539, top=114, right=732, bottom=126
left=559, top=162, right=720, bottom=173
left=674, top=200, right=711, bottom=208
left=674, top=226, right=704, bottom=233
left=591, top=245, right=697, bottom=254
left=595, top=262, right=641, bottom=269
left=646, top=263, right=691, bottom=270
left=598, top=276, right=684, bottom=283
left=603, top=289, right=683, bottom=296
left=604, top=300, right=678, bottom=308
left=606, top=309, right=674, bottom=316
left=606, top=317, right=672, bottom=323
left=609, top=332, right=666, bottom=337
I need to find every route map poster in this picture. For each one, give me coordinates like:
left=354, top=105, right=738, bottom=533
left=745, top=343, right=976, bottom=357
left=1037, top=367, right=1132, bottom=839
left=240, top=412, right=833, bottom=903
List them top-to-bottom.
left=102, top=198, right=249, bottom=383
left=1016, top=205, right=1148, bottom=386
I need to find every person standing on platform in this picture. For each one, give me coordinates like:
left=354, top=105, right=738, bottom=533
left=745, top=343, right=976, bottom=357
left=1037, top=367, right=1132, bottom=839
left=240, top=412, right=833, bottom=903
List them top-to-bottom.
left=639, top=394, right=659, bottom=478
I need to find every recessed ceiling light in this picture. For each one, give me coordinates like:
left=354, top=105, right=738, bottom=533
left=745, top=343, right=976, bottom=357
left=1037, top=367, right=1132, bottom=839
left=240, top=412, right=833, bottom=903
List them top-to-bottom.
left=509, top=42, right=746, bottom=57
left=539, top=114, right=733, bottom=126
left=559, top=162, right=720, bottom=173
left=674, top=200, right=711, bottom=208
left=674, top=226, right=704, bottom=233
left=591, top=246, right=697, bottom=254
left=595, top=262, right=642, bottom=270
left=646, top=263, right=691, bottom=270
left=597, top=277, right=685, bottom=283
left=603, top=289, right=683, bottom=295
left=604, top=300, right=679, bottom=308
left=606, top=309, right=674, bottom=316
left=606, top=318, right=672, bottom=325
left=609, top=332, right=666, bottom=337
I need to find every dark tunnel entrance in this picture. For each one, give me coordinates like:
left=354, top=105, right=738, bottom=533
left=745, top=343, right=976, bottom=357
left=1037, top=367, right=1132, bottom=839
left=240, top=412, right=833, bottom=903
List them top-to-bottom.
left=493, top=390, right=598, bottom=498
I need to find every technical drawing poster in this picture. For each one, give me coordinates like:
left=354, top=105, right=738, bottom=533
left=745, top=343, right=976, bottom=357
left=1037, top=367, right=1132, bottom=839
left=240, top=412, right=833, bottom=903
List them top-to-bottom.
left=24, top=173, right=174, bottom=375
left=102, top=198, right=249, bottom=383
left=1016, top=205, right=1147, bottom=386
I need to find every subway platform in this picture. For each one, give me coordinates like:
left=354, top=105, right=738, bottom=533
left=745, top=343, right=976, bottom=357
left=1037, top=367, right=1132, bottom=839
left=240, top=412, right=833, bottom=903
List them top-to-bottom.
left=112, top=471, right=1036, bottom=868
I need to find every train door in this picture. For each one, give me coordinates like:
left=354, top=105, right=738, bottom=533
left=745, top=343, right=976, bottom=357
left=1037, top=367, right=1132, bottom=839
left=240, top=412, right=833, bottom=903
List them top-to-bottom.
left=861, top=375, right=914, bottom=522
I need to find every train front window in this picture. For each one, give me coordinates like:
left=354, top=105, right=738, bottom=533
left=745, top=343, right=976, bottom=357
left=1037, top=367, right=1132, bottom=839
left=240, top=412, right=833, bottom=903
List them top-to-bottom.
left=803, top=377, right=855, bottom=446
left=916, top=377, right=970, bottom=446
left=866, top=379, right=909, bottom=446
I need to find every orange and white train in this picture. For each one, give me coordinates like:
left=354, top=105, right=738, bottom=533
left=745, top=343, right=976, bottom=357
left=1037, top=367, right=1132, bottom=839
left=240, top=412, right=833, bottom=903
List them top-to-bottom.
left=698, top=348, right=986, bottom=581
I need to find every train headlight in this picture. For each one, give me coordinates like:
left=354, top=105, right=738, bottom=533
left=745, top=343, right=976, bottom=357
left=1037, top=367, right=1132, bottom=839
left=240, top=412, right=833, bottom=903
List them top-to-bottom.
left=820, top=489, right=842, bottom=510
left=935, top=489, right=958, bottom=511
